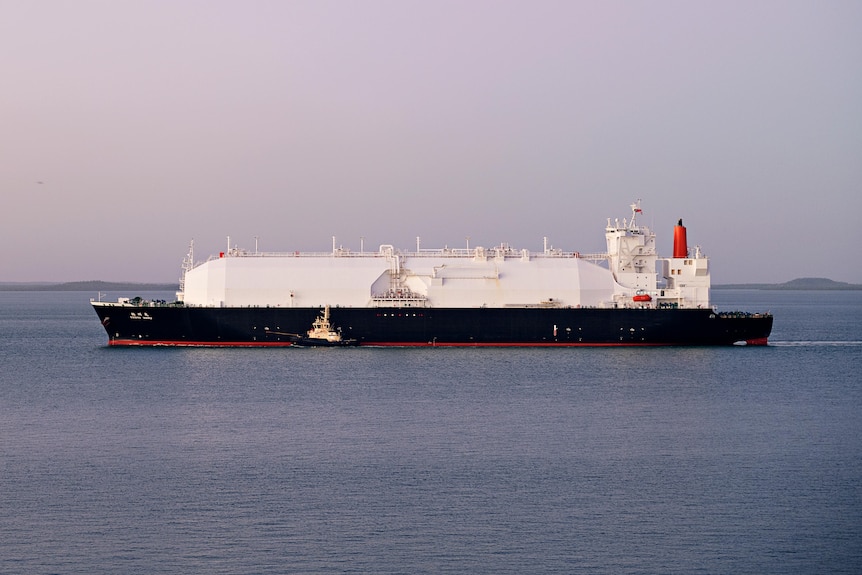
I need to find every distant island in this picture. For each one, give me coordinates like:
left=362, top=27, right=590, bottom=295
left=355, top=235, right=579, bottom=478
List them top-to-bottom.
left=2, top=277, right=860, bottom=291
left=714, top=277, right=862, bottom=290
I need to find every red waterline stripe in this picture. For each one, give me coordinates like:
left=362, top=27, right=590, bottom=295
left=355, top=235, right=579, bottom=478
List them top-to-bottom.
left=107, top=339, right=765, bottom=348
left=108, top=339, right=295, bottom=347
left=108, top=339, right=665, bottom=348
left=360, top=341, right=669, bottom=347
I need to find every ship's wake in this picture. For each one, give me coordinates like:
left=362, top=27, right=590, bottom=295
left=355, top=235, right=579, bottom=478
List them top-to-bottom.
left=768, top=341, right=862, bottom=347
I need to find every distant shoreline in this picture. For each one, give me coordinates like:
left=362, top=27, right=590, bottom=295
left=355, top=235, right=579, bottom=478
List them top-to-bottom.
left=1, top=277, right=860, bottom=292
left=714, top=277, right=862, bottom=290
left=0, top=281, right=177, bottom=292
left=714, top=285, right=862, bottom=290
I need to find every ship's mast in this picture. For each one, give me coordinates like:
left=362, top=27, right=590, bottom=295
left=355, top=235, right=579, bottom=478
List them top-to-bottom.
left=628, top=199, right=643, bottom=230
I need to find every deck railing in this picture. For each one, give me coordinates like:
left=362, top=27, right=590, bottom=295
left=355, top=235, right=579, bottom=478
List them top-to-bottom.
left=198, top=248, right=609, bottom=265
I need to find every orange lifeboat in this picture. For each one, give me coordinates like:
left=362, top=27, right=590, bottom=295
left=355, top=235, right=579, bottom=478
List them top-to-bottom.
left=633, top=293, right=652, bottom=302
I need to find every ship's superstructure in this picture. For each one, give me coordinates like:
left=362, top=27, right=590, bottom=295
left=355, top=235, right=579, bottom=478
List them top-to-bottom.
left=92, top=202, right=772, bottom=347
left=603, top=204, right=709, bottom=309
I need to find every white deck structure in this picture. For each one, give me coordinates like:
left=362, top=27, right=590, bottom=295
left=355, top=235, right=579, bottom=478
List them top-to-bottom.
left=177, top=202, right=711, bottom=310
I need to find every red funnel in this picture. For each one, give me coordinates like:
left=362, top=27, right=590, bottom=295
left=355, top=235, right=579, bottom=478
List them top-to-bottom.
left=673, top=219, right=688, bottom=258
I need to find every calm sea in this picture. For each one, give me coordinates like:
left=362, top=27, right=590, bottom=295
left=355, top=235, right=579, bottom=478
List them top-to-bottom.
left=1, top=290, right=860, bottom=574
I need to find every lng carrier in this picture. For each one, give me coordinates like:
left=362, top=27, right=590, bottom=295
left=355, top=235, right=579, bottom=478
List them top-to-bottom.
left=91, top=202, right=773, bottom=346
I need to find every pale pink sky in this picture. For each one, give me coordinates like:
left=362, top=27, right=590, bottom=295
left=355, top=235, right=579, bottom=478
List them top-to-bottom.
left=2, top=0, right=860, bottom=283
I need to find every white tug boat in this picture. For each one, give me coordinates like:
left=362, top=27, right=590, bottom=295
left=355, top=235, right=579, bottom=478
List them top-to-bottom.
left=262, top=305, right=359, bottom=346
left=295, top=305, right=358, bottom=347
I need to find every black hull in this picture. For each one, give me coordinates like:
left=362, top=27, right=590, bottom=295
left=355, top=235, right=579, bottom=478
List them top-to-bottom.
left=93, top=304, right=773, bottom=347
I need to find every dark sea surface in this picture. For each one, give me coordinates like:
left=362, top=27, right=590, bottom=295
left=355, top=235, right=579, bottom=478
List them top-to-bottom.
left=1, top=290, right=860, bottom=574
